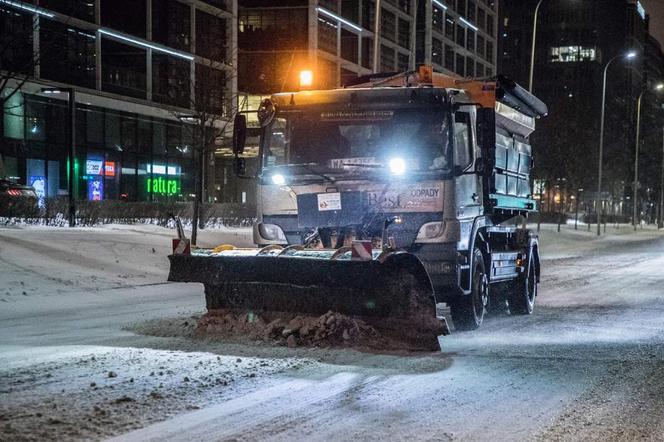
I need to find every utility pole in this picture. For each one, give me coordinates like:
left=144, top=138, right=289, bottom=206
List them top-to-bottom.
left=529, top=0, right=544, bottom=92
left=68, top=89, right=76, bottom=227
left=633, top=92, right=643, bottom=231
left=660, top=127, right=664, bottom=229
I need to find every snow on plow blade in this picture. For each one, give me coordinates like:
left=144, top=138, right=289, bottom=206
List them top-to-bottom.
left=168, top=247, right=441, bottom=322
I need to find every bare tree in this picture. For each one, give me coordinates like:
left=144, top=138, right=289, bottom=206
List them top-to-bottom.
left=157, top=15, right=238, bottom=245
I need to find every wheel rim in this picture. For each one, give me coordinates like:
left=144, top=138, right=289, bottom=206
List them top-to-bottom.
left=527, top=263, right=537, bottom=305
left=472, top=265, right=489, bottom=323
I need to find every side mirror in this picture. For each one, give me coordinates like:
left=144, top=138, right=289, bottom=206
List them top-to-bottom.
left=475, top=107, right=496, bottom=177
left=232, top=113, right=247, bottom=156
left=233, top=157, right=246, bottom=176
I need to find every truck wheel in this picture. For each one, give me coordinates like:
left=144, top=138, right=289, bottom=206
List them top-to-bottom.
left=450, top=249, right=488, bottom=330
left=508, top=256, right=537, bottom=315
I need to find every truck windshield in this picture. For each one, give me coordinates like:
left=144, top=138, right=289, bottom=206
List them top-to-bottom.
left=263, top=109, right=451, bottom=175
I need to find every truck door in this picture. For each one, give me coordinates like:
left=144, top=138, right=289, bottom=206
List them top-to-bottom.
left=454, top=109, right=482, bottom=221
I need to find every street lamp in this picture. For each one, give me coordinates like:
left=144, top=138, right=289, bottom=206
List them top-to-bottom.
left=372, top=0, right=382, bottom=73
left=528, top=0, right=545, bottom=92
left=596, top=50, right=637, bottom=236
left=632, top=82, right=664, bottom=231
left=40, top=87, right=76, bottom=227
left=659, top=127, right=664, bottom=229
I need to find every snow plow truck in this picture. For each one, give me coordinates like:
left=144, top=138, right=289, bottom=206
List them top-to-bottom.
left=168, top=67, right=548, bottom=343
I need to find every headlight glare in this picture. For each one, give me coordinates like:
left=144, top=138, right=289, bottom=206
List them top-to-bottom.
left=388, top=157, right=406, bottom=176
left=271, top=174, right=286, bottom=185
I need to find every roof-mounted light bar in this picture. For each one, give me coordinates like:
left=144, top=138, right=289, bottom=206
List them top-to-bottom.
left=0, top=0, right=55, bottom=17
left=432, top=0, right=448, bottom=10
left=316, top=7, right=362, bottom=32
left=459, top=17, right=479, bottom=32
left=98, top=29, right=194, bottom=61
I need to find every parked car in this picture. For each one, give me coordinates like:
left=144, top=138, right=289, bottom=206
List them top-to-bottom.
left=0, top=178, right=38, bottom=217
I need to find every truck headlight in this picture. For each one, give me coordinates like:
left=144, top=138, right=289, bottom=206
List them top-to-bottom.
left=388, top=157, right=406, bottom=176
left=271, top=174, right=286, bottom=185
left=415, top=222, right=444, bottom=242
left=259, top=223, right=287, bottom=241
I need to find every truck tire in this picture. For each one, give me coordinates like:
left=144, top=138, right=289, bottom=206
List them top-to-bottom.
left=450, top=248, right=488, bottom=330
left=508, top=256, right=537, bottom=315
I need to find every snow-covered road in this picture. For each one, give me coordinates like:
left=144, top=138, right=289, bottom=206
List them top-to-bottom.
left=3, top=223, right=664, bottom=441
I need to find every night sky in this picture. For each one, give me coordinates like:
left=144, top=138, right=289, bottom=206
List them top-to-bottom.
left=642, top=0, right=664, bottom=46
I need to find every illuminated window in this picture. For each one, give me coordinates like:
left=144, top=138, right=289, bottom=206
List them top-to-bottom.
left=550, top=46, right=597, bottom=63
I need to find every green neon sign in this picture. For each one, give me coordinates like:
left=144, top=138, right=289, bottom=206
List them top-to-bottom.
left=147, top=177, right=179, bottom=195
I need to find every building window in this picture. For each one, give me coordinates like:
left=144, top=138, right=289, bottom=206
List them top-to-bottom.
left=101, top=0, right=146, bottom=38
left=152, top=0, right=191, bottom=52
left=341, top=0, right=359, bottom=23
left=397, top=0, right=411, bottom=13
left=456, top=0, right=466, bottom=15
left=361, top=1, right=375, bottom=31
left=467, top=1, right=476, bottom=22
left=433, top=6, right=444, bottom=33
left=477, top=7, right=485, bottom=31
left=1, top=8, right=34, bottom=76
left=239, top=8, right=308, bottom=52
left=196, top=9, right=226, bottom=62
left=381, top=9, right=396, bottom=43
left=487, top=13, right=494, bottom=35
left=445, top=14, right=455, bottom=40
left=318, top=15, right=338, bottom=55
left=397, top=18, right=410, bottom=49
left=40, top=21, right=96, bottom=89
left=456, top=23, right=465, bottom=47
left=340, top=28, right=359, bottom=64
left=466, top=29, right=475, bottom=51
left=477, top=34, right=485, bottom=58
left=362, top=37, right=373, bottom=69
left=101, top=38, right=147, bottom=99
left=432, top=38, right=443, bottom=66
left=485, top=40, right=493, bottom=63
left=380, top=45, right=395, bottom=72
left=445, top=45, right=455, bottom=71
left=550, top=46, right=598, bottom=63
left=397, top=52, right=409, bottom=71
left=456, top=53, right=465, bottom=76
left=152, top=54, right=190, bottom=108
left=318, top=57, right=337, bottom=89
left=466, top=57, right=474, bottom=77
left=476, top=62, right=484, bottom=77
left=195, top=64, right=226, bottom=115
left=340, top=67, right=358, bottom=86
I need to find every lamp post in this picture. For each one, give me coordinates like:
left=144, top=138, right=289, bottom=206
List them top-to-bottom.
left=372, top=0, right=382, bottom=73
left=528, top=0, right=544, bottom=92
left=596, top=50, right=637, bottom=236
left=633, top=83, right=664, bottom=231
left=41, top=87, right=76, bottom=227
left=659, top=127, right=664, bottom=229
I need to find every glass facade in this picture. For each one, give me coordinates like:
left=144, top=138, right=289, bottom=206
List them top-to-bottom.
left=0, top=0, right=233, bottom=204
left=101, top=0, right=147, bottom=38
left=152, top=0, right=191, bottom=52
left=40, top=21, right=96, bottom=90
left=101, top=39, right=147, bottom=99
left=1, top=93, right=196, bottom=203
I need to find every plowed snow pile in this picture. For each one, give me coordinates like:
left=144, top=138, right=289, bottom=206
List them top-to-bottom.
left=193, top=309, right=443, bottom=352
